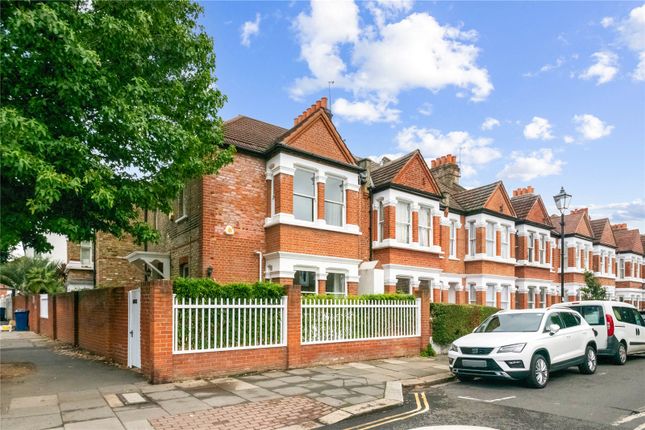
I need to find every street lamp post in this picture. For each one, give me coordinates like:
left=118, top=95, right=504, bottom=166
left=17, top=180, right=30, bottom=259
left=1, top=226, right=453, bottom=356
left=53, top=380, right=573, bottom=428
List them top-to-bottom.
left=553, top=187, right=572, bottom=301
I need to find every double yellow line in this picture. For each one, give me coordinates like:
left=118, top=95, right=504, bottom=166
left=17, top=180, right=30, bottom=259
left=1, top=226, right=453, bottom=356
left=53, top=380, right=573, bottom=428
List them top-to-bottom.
left=343, top=391, right=430, bottom=430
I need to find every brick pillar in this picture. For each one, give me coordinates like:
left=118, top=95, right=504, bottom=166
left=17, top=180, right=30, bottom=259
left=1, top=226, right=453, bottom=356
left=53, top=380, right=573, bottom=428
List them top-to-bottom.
left=266, top=179, right=272, bottom=217
left=317, top=182, right=325, bottom=220
left=385, top=205, right=396, bottom=240
left=372, top=209, right=378, bottom=241
left=412, top=210, right=419, bottom=243
left=432, top=216, right=441, bottom=246
left=476, top=227, right=486, bottom=254
left=496, top=231, right=501, bottom=257
left=510, top=233, right=516, bottom=259
left=534, top=238, right=540, bottom=262
left=317, top=279, right=326, bottom=295
left=141, top=280, right=174, bottom=383
left=347, top=282, right=358, bottom=296
left=419, top=283, right=431, bottom=350
left=286, top=284, right=302, bottom=369
left=384, top=284, right=396, bottom=294
left=432, top=286, right=441, bottom=303
left=456, top=288, right=466, bottom=304
left=441, top=289, right=449, bottom=303
left=476, top=290, right=485, bottom=306
left=496, top=290, right=502, bottom=309
left=517, top=291, right=528, bottom=309
left=510, top=292, right=516, bottom=309
left=534, top=293, right=541, bottom=309
left=51, top=295, right=57, bottom=340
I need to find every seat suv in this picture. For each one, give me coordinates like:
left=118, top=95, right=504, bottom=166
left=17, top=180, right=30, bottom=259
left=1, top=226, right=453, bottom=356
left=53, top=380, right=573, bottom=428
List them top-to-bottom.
left=554, top=301, right=645, bottom=364
left=448, top=309, right=597, bottom=388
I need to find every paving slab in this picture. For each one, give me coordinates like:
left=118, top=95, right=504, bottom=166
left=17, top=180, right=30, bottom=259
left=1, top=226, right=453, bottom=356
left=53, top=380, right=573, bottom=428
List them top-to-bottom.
left=286, top=368, right=313, bottom=375
left=261, top=370, right=290, bottom=378
left=310, top=373, right=337, bottom=381
left=279, top=375, right=310, bottom=383
left=215, top=378, right=258, bottom=392
left=255, top=378, right=289, bottom=388
left=174, top=379, right=208, bottom=389
left=139, top=383, right=175, bottom=394
left=99, top=384, right=140, bottom=395
left=351, top=385, right=384, bottom=396
left=273, top=386, right=311, bottom=396
left=234, top=387, right=284, bottom=402
left=320, top=388, right=353, bottom=397
left=58, top=389, right=103, bottom=403
left=146, top=390, right=190, bottom=401
left=121, top=392, right=146, bottom=405
left=103, top=393, right=124, bottom=408
left=10, top=394, right=58, bottom=409
left=202, top=394, right=247, bottom=407
left=344, top=394, right=378, bottom=405
left=156, top=396, right=210, bottom=415
left=316, top=396, right=348, bottom=408
left=60, top=397, right=108, bottom=411
left=3, top=405, right=61, bottom=418
left=62, top=405, right=115, bottom=423
left=115, top=406, right=168, bottom=423
left=318, top=410, right=352, bottom=425
left=1, top=413, right=63, bottom=430
left=64, top=417, right=125, bottom=430
left=123, top=419, right=154, bottom=430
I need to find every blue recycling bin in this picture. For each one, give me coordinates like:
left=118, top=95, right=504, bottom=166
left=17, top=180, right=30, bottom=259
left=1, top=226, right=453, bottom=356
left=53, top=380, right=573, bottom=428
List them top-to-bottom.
left=14, top=310, right=29, bottom=331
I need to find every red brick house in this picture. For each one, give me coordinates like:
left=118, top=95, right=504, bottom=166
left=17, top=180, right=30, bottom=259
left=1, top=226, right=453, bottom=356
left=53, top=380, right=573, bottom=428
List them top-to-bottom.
left=589, top=217, right=618, bottom=299
left=612, top=224, right=643, bottom=307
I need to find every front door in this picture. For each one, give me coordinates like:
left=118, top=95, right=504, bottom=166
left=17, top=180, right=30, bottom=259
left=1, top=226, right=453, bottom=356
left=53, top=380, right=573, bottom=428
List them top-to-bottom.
left=128, top=288, right=141, bottom=368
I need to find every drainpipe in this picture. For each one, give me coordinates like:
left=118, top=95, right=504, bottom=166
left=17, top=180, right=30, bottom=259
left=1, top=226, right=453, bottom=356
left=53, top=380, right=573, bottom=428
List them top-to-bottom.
left=368, top=185, right=374, bottom=261
left=255, top=251, right=263, bottom=281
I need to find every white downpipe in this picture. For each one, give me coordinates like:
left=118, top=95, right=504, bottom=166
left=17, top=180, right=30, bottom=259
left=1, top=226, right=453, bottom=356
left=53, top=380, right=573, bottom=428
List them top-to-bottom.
left=255, top=251, right=263, bottom=281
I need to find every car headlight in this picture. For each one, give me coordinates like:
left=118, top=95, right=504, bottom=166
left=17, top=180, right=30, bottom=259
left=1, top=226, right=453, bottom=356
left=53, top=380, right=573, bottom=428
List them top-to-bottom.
left=449, top=343, right=459, bottom=353
left=498, top=343, right=526, bottom=353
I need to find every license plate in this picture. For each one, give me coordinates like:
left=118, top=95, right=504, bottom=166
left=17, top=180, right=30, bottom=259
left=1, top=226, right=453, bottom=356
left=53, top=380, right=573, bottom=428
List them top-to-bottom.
left=462, top=359, right=487, bottom=368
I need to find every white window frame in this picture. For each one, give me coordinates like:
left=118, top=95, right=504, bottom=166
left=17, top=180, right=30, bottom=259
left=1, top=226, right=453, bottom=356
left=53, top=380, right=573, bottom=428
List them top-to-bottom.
left=293, top=168, right=317, bottom=222
left=324, top=176, right=345, bottom=227
left=270, top=177, right=275, bottom=216
left=176, top=188, right=187, bottom=222
left=377, top=200, right=385, bottom=242
left=396, top=201, right=411, bottom=244
left=418, top=207, right=432, bottom=247
left=449, top=221, right=457, bottom=258
left=468, top=221, right=476, bottom=257
left=486, top=222, right=496, bottom=257
left=501, top=225, right=510, bottom=259
left=527, top=233, right=534, bottom=263
left=539, top=235, right=546, bottom=264
left=80, top=241, right=92, bottom=267
left=563, top=244, right=568, bottom=269
left=575, top=245, right=581, bottom=268
left=584, top=247, right=589, bottom=270
left=600, top=251, right=605, bottom=275
left=619, top=258, right=625, bottom=279
left=179, top=263, right=189, bottom=278
left=294, top=270, right=317, bottom=295
left=325, top=272, right=347, bottom=296
left=395, top=277, right=412, bottom=295
left=485, top=284, right=496, bottom=307
left=468, top=285, right=477, bottom=304
left=528, top=287, right=536, bottom=309
left=540, top=288, right=547, bottom=309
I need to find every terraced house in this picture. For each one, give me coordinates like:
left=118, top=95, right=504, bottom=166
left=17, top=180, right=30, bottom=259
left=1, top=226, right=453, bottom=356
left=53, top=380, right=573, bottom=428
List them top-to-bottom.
left=65, top=99, right=645, bottom=309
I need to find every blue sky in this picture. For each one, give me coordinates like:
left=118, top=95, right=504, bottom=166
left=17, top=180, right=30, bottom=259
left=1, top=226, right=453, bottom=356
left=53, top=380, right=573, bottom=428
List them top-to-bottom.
left=199, top=1, right=645, bottom=230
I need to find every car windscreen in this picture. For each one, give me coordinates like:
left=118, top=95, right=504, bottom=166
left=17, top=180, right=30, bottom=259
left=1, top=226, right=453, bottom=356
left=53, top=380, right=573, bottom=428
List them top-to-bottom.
left=568, top=305, right=604, bottom=326
left=476, top=313, right=545, bottom=333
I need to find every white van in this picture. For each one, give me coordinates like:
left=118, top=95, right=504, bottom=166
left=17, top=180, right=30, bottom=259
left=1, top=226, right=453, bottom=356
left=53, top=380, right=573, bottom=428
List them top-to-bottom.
left=554, top=301, right=645, bottom=364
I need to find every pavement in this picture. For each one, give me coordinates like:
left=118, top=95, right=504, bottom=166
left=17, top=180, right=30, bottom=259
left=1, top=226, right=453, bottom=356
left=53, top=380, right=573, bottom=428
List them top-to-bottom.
left=0, top=331, right=453, bottom=430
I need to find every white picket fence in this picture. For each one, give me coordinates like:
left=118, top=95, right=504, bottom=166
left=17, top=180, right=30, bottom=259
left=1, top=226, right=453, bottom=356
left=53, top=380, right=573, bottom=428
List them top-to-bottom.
left=172, top=296, right=287, bottom=354
left=301, top=298, right=421, bottom=345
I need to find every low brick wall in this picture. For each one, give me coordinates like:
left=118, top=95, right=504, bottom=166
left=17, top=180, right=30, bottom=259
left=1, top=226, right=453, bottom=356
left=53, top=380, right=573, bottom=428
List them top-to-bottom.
left=299, top=337, right=421, bottom=366
left=172, top=347, right=288, bottom=380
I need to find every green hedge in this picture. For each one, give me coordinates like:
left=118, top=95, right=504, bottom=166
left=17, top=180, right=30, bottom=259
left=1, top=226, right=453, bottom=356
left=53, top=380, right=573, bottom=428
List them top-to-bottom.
left=173, top=278, right=284, bottom=300
left=301, top=293, right=415, bottom=302
left=431, top=303, right=498, bottom=346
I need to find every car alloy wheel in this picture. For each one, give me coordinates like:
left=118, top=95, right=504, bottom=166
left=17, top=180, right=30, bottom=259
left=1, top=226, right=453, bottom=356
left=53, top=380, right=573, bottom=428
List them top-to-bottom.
left=618, top=344, right=627, bottom=364
left=587, top=348, right=597, bottom=372
left=534, top=357, right=548, bottom=386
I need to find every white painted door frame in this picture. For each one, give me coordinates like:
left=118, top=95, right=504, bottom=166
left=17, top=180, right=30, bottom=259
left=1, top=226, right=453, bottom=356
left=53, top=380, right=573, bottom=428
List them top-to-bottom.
left=127, top=288, right=141, bottom=368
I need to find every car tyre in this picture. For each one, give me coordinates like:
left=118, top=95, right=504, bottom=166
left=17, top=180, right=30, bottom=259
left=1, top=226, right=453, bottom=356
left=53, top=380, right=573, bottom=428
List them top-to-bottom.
left=613, top=342, right=627, bottom=365
left=578, top=345, right=597, bottom=374
left=526, top=354, right=549, bottom=388
left=456, top=375, right=475, bottom=382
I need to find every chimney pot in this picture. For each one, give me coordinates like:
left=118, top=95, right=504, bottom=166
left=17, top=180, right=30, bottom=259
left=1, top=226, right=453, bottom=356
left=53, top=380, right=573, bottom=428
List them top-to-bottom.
left=321, top=97, right=328, bottom=108
left=431, top=160, right=436, bottom=168
left=527, top=186, right=534, bottom=193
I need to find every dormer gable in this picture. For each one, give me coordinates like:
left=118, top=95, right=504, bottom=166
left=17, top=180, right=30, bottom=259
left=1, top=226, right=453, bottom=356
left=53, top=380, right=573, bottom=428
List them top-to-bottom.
left=280, top=98, right=356, bottom=165
left=392, top=151, right=441, bottom=196
left=483, top=182, right=517, bottom=218
left=524, top=198, right=553, bottom=228
left=572, top=208, right=594, bottom=239
left=590, top=218, right=617, bottom=248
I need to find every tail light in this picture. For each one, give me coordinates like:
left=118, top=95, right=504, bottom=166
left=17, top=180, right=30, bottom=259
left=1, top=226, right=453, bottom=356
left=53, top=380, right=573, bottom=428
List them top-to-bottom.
left=606, top=313, right=615, bottom=337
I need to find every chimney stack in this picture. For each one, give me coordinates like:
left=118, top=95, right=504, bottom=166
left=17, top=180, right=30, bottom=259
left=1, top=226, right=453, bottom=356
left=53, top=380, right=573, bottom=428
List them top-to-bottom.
left=293, top=97, right=329, bottom=126
left=429, top=154, right=460, bottom=188
left=512, top=186, right=535, bottom=197
left=612, top=223, right=628, bottom=230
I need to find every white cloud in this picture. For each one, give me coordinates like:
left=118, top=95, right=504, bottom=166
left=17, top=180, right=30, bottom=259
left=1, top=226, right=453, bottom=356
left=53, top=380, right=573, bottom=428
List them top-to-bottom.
left=291, top=1, right=493, bottom=123
left=615, top=4, right=645, bottom=81
left=240, top=13, right=261, bottom=47
left=601, top=16, right=615, bottom=28
left=579, top=51, right=619, bottom=85
left=634, top=52, right=645, bottom=81
left=523, top=57, right=565, bottom=78
left=332, top=97, right=401, bottom=123
left=418, top=102, right=433, bottom=116
left=573, top=114, right=614, bottom=140
left=523, top=116, right=554, bottom=140
left=481, top=117, right=500, bottom=131
left=396, top=126, right=501, bottom=177
left=563, top=135, right=575, bottom=144
left=498, top=148, right=564, bottom=181
left=367, top=152, right=405, bottom=164
left=585, top=199, right=645, bottom=228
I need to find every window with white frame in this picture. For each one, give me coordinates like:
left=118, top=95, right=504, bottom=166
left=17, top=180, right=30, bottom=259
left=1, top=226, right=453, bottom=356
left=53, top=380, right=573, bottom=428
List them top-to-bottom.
left=293, top=169, right=316, bottom=222
left=324, top=176, right=344, bottom=226
left=270, top=177, right=275, bottom=215
left=176, top=188, right=187, bottom=221
left=378, top=201, right=385, bottom=242
left=396, top=202, right=411, bottom=244
left=418, top=207, right=432, bottom=247
left=449, top=221, right=457, bottom=258
left=468, top=221, right=476, bottom=257
left=486, top=222, right=496, bottom=257
left=502, top=225, right=510, bottom=259
left=527, top=233, right=534, bottom=263
left=539, top=235, right=546, bottom=264
left=80, top=241, right=92, bottom=267
left=550, top=241, right=555, bottom=268
left=563, top=244, right=568, bottom=268
left=575, top=245, right=581, bottom=268
left=584, top=247, right=589, bottom=270
left=600, top=251, right=606, bottom=274
left=179, top=263, right=189, bottom=278
left=294, top=270, right=317, bottom=294
left=325, top=273, right=346, bottom=296
left=396, top=277, right=411, bottom=294
left=469, top=285, right=476, bottom=304
left=486, top=285, right=496, bottom=307
left=501, top=285, right=510, bottom=310
left=528, top=287, right=535, bottom=309
left=540, top=288, right=547, bottom=308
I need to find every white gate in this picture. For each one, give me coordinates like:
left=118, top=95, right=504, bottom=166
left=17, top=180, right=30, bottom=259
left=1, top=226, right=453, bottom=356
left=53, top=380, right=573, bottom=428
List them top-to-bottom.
left=128, top=288, right=141, bottom=368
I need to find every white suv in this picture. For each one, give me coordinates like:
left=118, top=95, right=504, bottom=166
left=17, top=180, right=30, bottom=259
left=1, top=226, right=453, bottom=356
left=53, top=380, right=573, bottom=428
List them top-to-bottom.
left=554, top=301, right=645, bottom=364
left=448, top=309, right=597, bottom=388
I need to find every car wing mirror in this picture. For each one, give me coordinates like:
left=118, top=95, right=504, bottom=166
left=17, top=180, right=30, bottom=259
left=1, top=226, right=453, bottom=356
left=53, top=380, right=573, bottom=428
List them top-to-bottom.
left=548, top=324, right=560, bottom=335
left=592, top=328, right=598, bottom=337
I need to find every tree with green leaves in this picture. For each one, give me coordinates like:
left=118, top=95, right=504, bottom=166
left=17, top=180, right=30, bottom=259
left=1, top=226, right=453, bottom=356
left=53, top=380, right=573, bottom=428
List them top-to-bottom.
left=1, top=0, right=234, bottom=255
left=0, top=256, right=64, bottom=294
left=580, top=270, right=607, bottom=300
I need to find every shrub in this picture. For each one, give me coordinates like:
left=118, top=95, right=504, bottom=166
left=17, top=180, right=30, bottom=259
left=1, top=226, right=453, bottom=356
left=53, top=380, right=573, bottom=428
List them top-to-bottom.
left=173, top=278, right=284, bottom=300
left=301, top=293, right=415, bottom=302
left=431, top=303, right=498, bottom=346
left=421, top=344, right=436, bottom=357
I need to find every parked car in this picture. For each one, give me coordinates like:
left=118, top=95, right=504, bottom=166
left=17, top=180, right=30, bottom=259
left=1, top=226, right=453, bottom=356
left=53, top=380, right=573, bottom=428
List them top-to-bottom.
left=554, top=301, right=645, bottom=365
left=448, top=309, right=597, bottom=388
left=640, top=309, right=645, bottom=320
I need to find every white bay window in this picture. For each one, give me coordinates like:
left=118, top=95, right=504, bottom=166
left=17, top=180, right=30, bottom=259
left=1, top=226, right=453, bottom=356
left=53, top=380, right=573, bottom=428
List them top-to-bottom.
left=293, top=169, right=316, bottom=222
left=324, top=176, right=344, bottom=227
left=396, top=202, right=411, bottom=244
left=418, top=207, right=432, bottom=247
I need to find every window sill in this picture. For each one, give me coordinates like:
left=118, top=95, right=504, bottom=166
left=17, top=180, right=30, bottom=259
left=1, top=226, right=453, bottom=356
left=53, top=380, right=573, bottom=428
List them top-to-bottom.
left=264, top=213, right=361, bottom=235
left=174, top=215, right=188, bottom=224
left=372, top=240, right=443, bottom=255
left=464, top=254, right=516, bottom=265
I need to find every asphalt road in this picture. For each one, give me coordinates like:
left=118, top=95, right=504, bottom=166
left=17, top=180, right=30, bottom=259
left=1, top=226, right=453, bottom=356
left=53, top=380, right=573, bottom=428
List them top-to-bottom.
left=328, top=355, right=645, bottom=430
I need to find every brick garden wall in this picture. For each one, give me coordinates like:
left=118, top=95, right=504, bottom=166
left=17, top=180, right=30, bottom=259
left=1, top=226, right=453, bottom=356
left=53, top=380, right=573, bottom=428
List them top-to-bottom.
left=55, top=294, right=76, bottom=344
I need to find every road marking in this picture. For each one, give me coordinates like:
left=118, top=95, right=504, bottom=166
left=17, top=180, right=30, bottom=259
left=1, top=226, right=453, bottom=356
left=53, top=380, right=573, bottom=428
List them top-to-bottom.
left=344, top=392, right=429, bottom=430
left=458, top=395, right=516, bottom=403
left=612, top=412, right=645, bottom=426
left=634, top=424, right=645, bottom=430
